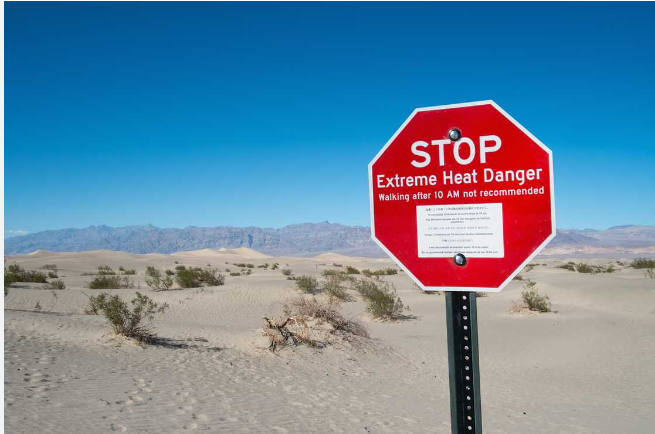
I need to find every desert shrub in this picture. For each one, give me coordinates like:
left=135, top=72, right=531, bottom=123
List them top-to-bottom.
left=631, top=258, right=655, bottom=269
left=174, top=261, right=179, bottom=264
left=234, top=263, right=246, bottom=268
left=246, top=263, right=255, bottom=269
left=271, top=263, right=279, bottom=270
left=333, top=263, right=343, bottom=268
left=556, top=263, right=576, bottom=272
left=575, top=263, right=594, bottom=273
left=575, top=263, right=615, bottom=274
left=42, top=264, right=58, bottom=270
left=524, top=264, right=537, bottom=272
left=5, top=265, right=48, bottom=284
left=97, top=265, right=116, bottom=275
left=175, top=265, right=186, bottom=271
left=345, top=266, right=360, bottom=275
left=174, top=267, right=225, bottom=288
left=123, top=268, right=136, bottom=275
left=145, top=268, right=175, bottom=291
left=176, top=268, right=200, bottom=288
left=198, top=268, right=225, bottom=286
left=242, top=268, right=252, bottom=276
left=322, top=268, right=344, bottom=277
left=362, top=268, right=398, bottom=278
left=644, top=268, right=655, bottom=279
left=5, top=269, right=19, bottom=288
left=165, top=269, right=175, bottom=276
left=281, top=269, right=293, bottom=276
left=24, top=270, right=48, bottom=283
left=47, top=271, right=59, bottom=279
left=230, top=272, right=241, bottom=276
left=513, top=274, right=524, bottom=280
left=86, top=275, right=134, bottom=289
left=295, top=275, right=319, bottom=294
left=287, top=276, right=296, bottom=280
left=324, top=276, right=349, bottom=302
left=42, top=279, right=66, bottom=290
left=355, top=279, right=404, bottom=320
left=521, top=285, right=551, bottom=313
left=84, top=292, right=108, bottom=314
left=96, top=292, right=169, bottom=342
left=476, top=292, right=488, bottom=298
left=263, top=296, right=368, bottom=351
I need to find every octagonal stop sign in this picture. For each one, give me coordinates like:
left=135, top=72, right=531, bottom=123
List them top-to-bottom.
left=369, top=101, right=555, bottom=292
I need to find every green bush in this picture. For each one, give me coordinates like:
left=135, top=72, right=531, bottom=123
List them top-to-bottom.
left=631, top=258, right=655, bottom=269
left=556, top=263, right=576, bottom=272
left=575, top=263, right=615, bottom=274
left=575, top=263, right=594, bottom=273
left=4, top=265, right=48, bottom=284
left=97, top=265, right=116, bottom=275
left=175, top=265, right=186, bottom=271
left=345, top=266, right=360, bottom=275
left=175, top=267, right=225, bottom=288
left=145, top=268, right=175, bottom=291
left=176, top=268, right=200, bottom=288
left=362, top=268, right=398, bottom=278
left=86, top=275, right=134, bottom=289
left=295, top=275, right=319, bottom=294
left=324, top=275, right=349, bottom=302
left=43, top=279, right=66, bottom=290
left=355, top=280, right=404, bottom=321
left=521, top=284, right=551, bottom=313
left=93, top=292, right=169, bottom=342
left=84, top=293, right=108, bottom=315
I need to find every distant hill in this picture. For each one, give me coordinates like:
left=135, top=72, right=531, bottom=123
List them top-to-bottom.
left=5, top=223, right=655, bottom=257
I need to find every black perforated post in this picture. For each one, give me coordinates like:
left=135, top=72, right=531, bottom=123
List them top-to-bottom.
left=446, top=291, right=482, bottom=434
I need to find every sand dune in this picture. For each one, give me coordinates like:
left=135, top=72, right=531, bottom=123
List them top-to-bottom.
left=4, top=251, right=655, bottom=433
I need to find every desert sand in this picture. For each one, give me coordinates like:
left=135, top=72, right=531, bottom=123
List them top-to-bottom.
left=4, top=249, right=655, bottom=433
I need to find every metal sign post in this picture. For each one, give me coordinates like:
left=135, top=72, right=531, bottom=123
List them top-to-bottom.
left=446, top=292, right=482, bottom=434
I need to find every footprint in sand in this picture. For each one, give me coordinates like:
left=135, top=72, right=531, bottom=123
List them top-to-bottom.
left=110, top=423, right=127, bottom=432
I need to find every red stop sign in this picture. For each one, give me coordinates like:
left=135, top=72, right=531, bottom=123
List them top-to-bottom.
left=369, top=101, right=555, bottom=292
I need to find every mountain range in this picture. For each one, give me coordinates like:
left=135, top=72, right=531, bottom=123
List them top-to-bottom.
left=5, top=222, right=655, bottom=257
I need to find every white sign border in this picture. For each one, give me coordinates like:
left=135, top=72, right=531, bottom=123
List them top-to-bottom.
left=368, top=100, right=556, bottom=293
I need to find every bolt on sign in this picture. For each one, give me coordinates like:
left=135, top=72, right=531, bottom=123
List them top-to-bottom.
left=368, top=100, right=555, bottom=292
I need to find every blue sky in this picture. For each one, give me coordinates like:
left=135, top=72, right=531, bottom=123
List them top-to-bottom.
left=5, top=2, right=655, bottom=236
